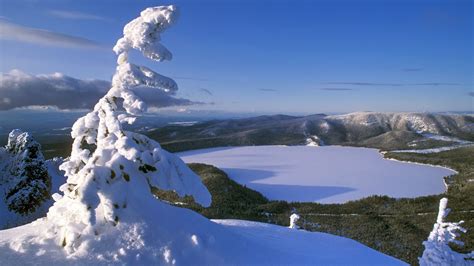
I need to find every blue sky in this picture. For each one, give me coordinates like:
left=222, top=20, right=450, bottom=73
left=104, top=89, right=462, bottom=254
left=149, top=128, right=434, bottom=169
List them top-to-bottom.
left=0, top=0, right=472, bottom=114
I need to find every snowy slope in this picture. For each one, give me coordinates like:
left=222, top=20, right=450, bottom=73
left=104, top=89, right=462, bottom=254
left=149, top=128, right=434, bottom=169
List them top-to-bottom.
left=391, top=133, right=473, bottom=154
left=178, top=145, right=455, bottom=203
left=0, top=199, right=406, bottom=265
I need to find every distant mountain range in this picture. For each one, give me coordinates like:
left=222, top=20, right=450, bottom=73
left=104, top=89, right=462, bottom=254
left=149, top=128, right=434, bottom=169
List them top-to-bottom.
left=3, top=112, right=472, bottom=159
left=147, top=112, right=474, bottom=152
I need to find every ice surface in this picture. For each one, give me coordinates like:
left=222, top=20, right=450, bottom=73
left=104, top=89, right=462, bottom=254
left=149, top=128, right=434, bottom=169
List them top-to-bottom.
left=179, top=145, right=456, bottom=203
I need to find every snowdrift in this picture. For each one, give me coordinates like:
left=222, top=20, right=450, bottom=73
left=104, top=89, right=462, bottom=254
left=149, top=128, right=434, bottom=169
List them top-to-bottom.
left=0, top=198, right=406, bottom=265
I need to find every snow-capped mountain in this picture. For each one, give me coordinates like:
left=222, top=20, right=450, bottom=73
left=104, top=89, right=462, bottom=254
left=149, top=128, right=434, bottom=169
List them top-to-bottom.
left=148, top=112, right=474, bottom=152
left=326, top=112, right=474, bottom=140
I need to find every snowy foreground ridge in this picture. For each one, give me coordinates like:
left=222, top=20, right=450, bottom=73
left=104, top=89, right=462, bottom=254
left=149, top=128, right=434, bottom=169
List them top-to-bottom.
left=0, top=5, right=405, bottom=265
left=0, top=200, right=405, bottom=265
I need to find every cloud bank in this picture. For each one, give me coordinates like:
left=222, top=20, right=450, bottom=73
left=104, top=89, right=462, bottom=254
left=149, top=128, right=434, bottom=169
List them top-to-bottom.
left=0, top=20, right=101, bottom=49
left=0, top=70, right=196, bottom=111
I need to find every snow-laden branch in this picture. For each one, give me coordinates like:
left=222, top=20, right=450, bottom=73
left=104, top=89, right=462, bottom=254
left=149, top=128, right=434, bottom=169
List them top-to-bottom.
left=113, top=6, right=178, bottom=62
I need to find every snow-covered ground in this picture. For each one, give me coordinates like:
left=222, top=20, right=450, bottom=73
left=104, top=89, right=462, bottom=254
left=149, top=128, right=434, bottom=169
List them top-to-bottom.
left=393, top=133, right=473, bottom=154
left=391, top=143, right=474, bottom=154
left=178, top=145, right=456, bottom=203
left=0, top=199, right=406, bottom=265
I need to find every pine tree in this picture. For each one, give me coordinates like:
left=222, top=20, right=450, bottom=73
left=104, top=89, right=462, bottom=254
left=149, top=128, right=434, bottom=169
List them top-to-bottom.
left=46, top=5, right=211, bottom=252
left=3, top=129, right=50, bottom=215
left=419, top=198, right=474, bottom=265
left=289, top=213, right=300, bottom=229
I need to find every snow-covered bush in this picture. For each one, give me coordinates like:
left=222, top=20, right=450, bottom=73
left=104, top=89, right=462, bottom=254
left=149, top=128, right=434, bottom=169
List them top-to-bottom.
left=45, top=5, right=211, bottom=253
left=0, top=129, right=52, bottom=229
left=1, top=129, right=50, bottom=215
left=419, top=198, right=473, bottom=265
left=289, top=213, right=300, bottom=229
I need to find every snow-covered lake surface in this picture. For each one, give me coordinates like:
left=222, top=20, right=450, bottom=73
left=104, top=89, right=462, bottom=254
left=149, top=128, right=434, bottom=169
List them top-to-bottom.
left=178, top=146, right=456, bottom=203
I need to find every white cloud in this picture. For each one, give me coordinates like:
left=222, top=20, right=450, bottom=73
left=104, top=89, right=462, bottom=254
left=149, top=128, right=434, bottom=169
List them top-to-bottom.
left=48, top=10, right=109, bottom=21
left=0, top=19, right=101, bottom=49
left=0, top=70, right=196, bottom=111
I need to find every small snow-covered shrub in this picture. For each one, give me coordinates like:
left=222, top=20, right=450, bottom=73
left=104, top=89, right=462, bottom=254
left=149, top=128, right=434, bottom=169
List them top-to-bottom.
left=2, top=129, right=50, bottom=215
left=419, top=198, right=473, bottom=265
left=289, top=213, right=300, bottom=229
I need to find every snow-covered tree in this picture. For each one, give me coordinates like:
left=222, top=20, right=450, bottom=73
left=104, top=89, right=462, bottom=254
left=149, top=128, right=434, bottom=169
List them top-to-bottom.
left=46, top=5, right=211, bottom=252
left=1, top=129, right=50, bottom=215
left=419, top=198, right=473, bottom=265
left=289, top=213, right=300, bottom=229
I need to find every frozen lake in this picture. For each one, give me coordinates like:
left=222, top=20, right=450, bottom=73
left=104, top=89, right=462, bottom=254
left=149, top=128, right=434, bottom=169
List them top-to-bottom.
left=178, top=146, right=455, bottom=204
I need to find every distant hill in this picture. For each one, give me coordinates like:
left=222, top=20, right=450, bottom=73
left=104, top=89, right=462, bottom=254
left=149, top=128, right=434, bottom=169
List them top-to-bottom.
left=11, top=112, right=473, bottom=159
left=146, top=112, right=474, bottom=152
